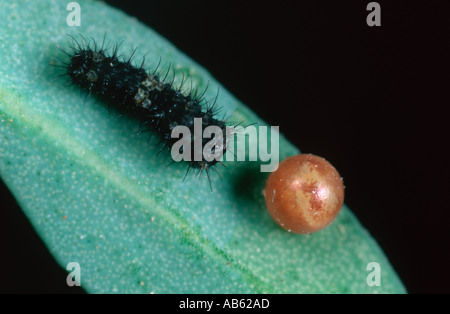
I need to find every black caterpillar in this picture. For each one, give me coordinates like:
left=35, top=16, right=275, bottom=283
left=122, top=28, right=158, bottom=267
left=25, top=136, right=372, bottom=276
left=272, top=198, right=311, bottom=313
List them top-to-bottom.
left=60, top=35, right=229, bottom=186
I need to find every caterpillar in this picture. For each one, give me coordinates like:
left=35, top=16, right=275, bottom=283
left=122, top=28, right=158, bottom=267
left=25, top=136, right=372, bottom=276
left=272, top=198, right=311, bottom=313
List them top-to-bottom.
left=59, top=35, right=230, bottom=187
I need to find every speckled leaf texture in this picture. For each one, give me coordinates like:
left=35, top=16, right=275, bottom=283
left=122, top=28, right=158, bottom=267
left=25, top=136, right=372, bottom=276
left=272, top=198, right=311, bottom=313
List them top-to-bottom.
left=0, top=0, right=405, bottom=293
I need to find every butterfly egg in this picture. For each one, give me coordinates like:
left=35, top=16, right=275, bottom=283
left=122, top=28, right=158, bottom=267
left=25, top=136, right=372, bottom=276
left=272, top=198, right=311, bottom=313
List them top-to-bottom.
left=264, top=154, right=344, bottom=234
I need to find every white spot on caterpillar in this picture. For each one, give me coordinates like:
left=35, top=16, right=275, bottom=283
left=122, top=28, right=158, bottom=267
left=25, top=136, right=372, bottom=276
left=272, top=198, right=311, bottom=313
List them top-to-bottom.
left=142, top=75, right=164, bottom=92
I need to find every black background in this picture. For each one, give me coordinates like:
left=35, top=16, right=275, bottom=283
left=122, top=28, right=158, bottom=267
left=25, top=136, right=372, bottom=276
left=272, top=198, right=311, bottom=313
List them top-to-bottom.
left=1, top=0, right=449, bottom=294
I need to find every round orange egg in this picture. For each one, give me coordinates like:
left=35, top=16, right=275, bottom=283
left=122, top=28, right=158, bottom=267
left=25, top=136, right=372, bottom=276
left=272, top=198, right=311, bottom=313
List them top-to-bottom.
left=264, top=154, right=344, bottom=234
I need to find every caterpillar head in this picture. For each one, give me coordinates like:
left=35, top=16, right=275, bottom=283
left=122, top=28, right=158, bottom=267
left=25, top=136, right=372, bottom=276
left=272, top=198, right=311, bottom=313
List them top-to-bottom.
left=67, top=49, right=106, bottom=88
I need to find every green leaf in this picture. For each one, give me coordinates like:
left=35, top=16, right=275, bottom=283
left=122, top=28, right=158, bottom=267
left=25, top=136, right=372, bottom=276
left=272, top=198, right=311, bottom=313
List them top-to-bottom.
left=0, top=0, right=405, bottom=293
